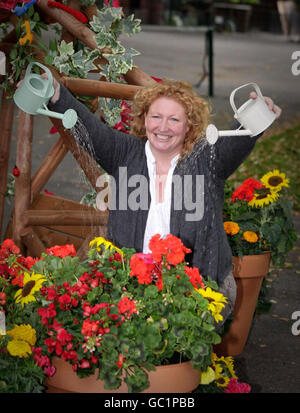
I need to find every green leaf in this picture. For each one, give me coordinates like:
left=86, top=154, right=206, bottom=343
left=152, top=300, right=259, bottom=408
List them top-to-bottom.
left=90, top=10, right=116, bottom=32
left=118, top=14, right=141, bottom=36
left=95, top=32, right=124, bottom=53
left=58, top=40, right=74, bottom=56
left=44, top=55, right=54, bottom=66
left=144, top=285, right=159, bottom=300
left=124, top=366, right=149, bottom=393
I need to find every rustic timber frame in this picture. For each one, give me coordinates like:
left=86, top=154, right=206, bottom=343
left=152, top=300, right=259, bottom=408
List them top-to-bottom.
left=0, top=0, right=156, bottom=259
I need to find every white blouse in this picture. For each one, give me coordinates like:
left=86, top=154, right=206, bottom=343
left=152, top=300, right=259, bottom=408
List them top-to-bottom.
left=142, top=141, right=179, bottom=253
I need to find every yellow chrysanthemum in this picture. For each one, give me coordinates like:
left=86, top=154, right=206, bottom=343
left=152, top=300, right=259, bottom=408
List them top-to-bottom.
left=261, top=170, right=289, bottom=193
left=248, top=188, right=279, bottom=208
left=223, top=221, right=240, bottom=236
left=243, top=231, right=258, bottom=243
left=89, top=236, right=123, bottom=256
left=14, top=272, right=46, bottom=307
left=195, top=287, right=228, bottom=323
left=7, top=324, right=36, bottom=346
left=7, top=339, right=32, bottom=358
left=200, top=366, right=215, bottom=385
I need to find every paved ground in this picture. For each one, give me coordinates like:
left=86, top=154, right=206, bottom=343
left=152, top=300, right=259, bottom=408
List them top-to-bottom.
left=1, top=28, right=299, bottom=393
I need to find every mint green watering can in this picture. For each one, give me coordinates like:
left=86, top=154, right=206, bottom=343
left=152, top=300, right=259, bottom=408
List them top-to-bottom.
left=14, top=62, right=77, bottom=129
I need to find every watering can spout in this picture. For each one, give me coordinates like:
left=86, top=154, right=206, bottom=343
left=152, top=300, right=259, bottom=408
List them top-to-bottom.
left=13, top=61, right=78, bottom=129
left=36, top=107, right=78, bottom=130
left=206, top=124, right=252, bottom=145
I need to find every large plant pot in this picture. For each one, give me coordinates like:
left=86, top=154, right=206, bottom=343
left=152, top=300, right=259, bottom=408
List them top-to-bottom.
left=214, top=252, right=271, bottom=357
left=46, top=356, right=201, bottom=393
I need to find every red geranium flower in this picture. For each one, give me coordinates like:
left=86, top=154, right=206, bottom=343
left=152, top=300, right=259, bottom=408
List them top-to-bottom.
left=231, top=178, right=264, bottom=203
left=46, top=244, right=76, bottom=258
left=184, top=266, right=205, bottom=289
left=118, top=296, right=137, bottom=316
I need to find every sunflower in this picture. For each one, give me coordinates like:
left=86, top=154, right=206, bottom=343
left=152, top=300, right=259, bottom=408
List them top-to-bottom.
left=261, top=170, right=289, bottom=193
left=248, top=187, right=279, bottom=208
left=223, top=221, right=240, bottom=236
left=243, top=231, right=258, bottom=243
left=89, top=236, right=123, bottom=256
left=14, top=272, right=46, bottom=307
left=195, top=287, right=228, bottom=323
left=7, top=324, right=37, bottom=346
left=7, top=339, right=32, bottom=358
left=211, top=353, right=237, bottom=387
left=215, top=367, right=230, bottom=387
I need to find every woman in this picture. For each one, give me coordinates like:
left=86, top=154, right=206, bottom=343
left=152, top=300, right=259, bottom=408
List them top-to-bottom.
left=50, top=78, right=281, bottom=324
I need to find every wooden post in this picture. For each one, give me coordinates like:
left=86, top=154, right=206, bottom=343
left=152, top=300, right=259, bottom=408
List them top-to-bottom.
left=61, top=0, right=82, bottom=44
left=61, top=77, right=141, bottom=100
left=0, top=92, right=15, bottom=238
left=12, top=110, right=34, bottom=251
left=31, top=136, right=68, bottom=203
left=24, top=210, right=108, bottom=226
left=20, top=227, right=46, bottom=257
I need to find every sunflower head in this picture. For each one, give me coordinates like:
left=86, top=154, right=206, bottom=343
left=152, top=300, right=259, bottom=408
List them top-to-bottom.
left=261, top=170, right=289, bottom=193
left=248, top=186, right=279, bottom=208
left=89, top=236, right=123, bottom=256
left=14, top=272, right=46, bottom=307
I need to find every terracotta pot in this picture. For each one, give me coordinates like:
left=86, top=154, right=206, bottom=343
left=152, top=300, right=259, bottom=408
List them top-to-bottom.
left=214, top=252, right=271, bottom=357
left=46, top=356, right=201, bottom=393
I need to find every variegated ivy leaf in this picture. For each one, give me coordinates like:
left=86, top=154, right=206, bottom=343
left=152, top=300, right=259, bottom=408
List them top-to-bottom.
left=105, top=6, right=123, bottom=22
left=90, top=7, right=123, bottom=33
left=90, top=10, right=116, bottom=32
left=117, top=14, right=141, bottom=37
left=95, top=31, right=125, bottom=54
left=58, top=40, right=74, bottom=56
left=103, top=48, right=140, bottom=75
left=88, top=49, right=101, bottom=61
left=71, top=50, right=85, bottom=68
left=55, top=62, right=71, bottom=75
left=99, top=64, right=111, bottom=81
left=99, top=97, right=123, bottom=127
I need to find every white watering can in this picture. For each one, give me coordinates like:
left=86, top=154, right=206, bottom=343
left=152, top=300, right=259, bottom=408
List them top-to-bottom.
left=14, top=62, right=77, bottom=129
left=206, top=83, right=276, bottom=145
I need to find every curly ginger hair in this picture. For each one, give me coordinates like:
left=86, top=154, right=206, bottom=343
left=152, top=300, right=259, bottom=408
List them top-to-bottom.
left=130, top=79, right=212, bottom=160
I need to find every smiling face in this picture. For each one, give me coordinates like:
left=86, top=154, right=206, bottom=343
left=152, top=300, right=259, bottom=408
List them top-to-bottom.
left=144, top=97, right=190, bottom=159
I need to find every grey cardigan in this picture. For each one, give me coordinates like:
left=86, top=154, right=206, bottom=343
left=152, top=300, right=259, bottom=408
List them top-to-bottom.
left=52, top=85, right=260, bottom=285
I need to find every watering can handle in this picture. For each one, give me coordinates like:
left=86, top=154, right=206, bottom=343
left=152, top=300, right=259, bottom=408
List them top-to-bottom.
left=25, top=62, right=54, bottom=97
left=229, top=83, right=264, bottom=115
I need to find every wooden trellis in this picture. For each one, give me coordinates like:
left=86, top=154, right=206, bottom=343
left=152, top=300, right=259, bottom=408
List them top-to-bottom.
left=0, top=0, right=157, bottom=259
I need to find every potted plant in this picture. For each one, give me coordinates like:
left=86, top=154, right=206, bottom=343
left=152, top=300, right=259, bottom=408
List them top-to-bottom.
left=215, top=169, right=297, bottom=356
left=0, top=233, right=229, bottom=393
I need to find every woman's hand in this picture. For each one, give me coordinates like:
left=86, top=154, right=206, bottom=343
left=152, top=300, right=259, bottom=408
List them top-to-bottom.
left=16, top=72, right=61, bottom=104
left=40, top=73, right=60, bottom=103
left=250, top=91, right=282, bottom=119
